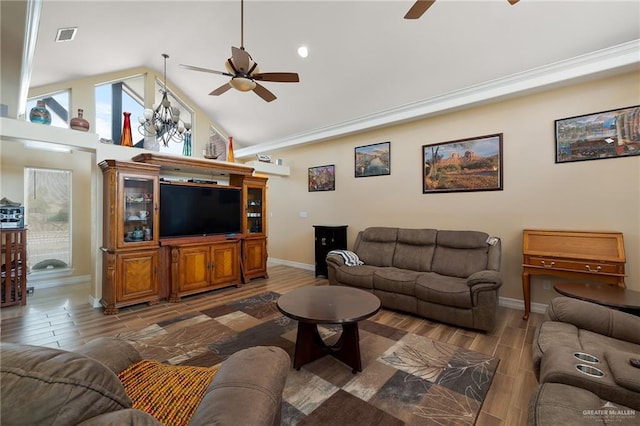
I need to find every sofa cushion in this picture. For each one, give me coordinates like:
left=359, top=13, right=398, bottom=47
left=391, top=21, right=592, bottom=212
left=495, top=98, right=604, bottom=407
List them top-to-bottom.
left=355, top=227, right=398, bottom=266
left=392, top=228, right=437, bottom=272
left=432, top=231, right=490, bottom=278
left=335, top=264, right=379, bottom=289
left=373, top=268, right=419, bottom=296
left=415, top=273, right=473, bottom=308
left=0, top=343, right=131, bottom=426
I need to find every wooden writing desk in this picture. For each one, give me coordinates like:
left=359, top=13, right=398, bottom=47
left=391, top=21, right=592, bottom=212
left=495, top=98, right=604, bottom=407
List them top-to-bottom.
left=522, top=229, right=625, bottom=320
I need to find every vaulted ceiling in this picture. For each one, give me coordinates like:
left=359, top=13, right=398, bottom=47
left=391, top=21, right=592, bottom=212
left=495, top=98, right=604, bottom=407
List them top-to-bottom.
left=5, top=1, right=640, bottom=156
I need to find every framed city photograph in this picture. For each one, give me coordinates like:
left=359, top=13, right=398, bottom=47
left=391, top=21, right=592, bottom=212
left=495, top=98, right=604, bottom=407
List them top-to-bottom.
left=555, top=105, right=640, bottom=163
left=423, top=133, right=503, bottom=194
left=355, top=141, right=391, bottom=177
left=308, top=164, right=335, bottom=192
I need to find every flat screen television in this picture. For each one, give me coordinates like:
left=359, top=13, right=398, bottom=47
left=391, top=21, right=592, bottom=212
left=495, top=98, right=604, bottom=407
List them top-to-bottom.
left=159, top=184, right=242, bottom=238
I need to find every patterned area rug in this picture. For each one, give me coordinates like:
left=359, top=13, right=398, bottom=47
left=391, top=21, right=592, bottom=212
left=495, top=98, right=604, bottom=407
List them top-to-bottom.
left=116, top=291, right=499, bottom=426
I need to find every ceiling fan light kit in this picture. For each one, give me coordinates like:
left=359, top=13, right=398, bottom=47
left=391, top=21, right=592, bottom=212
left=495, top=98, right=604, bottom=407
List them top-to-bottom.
left=179, top=0, right=300, bottom=102
left=138, top=53, right=191, bottom=147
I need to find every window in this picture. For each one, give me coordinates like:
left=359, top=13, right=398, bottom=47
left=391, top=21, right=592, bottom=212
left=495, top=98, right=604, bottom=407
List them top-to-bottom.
left=95, top=75, right=194, bottom=156
left=95, top=75, right=145, bottom=145
left=26, top=90, right=70, bottom=129
left=24, top=168, right=72, bottom=273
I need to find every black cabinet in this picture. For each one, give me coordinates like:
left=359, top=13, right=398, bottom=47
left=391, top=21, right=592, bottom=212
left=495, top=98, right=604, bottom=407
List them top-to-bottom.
left=313, top=225, right=348, bottom=277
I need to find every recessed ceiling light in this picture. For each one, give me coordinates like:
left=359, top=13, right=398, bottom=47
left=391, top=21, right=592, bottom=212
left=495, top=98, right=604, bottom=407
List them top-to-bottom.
left=55, top=27, right=77, bottom=42
left=297, top=46, right=309, bottom=58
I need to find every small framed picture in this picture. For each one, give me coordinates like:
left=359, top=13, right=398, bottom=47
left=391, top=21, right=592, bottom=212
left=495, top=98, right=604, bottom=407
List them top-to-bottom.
left=555, top=105, right=640, bottom=163
left=423, top=133, right=503, bottom=194
left=355, top=141, right=391, bottom=177
left=308, top=165, right=335, bottom=192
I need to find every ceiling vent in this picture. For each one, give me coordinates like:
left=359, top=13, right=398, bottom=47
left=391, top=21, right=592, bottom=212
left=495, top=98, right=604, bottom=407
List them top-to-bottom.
left=55, top=27, right=77, bottom=42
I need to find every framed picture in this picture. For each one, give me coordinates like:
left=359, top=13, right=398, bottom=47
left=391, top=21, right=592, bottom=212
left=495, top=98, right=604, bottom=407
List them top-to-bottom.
left=555, top=105, right=640, bottom=163
left=423, top=133, right=503, bottom=194
left=355, top=141, right=391, bottom=177
left=308, top=165, right=335, bottom=192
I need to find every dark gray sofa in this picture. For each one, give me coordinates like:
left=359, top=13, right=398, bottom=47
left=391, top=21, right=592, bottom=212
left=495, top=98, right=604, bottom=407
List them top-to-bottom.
left=326, top=227, right=502, bottom=331
left=529, top=297, right=640, bottom=425
left=1, top=337, right=290, bottom=425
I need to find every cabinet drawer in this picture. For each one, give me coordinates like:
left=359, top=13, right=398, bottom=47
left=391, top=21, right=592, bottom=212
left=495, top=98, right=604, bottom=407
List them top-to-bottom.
left=526, top=256, right=623, bottom=275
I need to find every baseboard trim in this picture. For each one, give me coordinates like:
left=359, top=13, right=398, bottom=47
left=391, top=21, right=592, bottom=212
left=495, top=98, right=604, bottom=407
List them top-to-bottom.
left=268, top=258, right=315, bottom=271
left=268, top=259, right=548, bottom=314
left=499, top=296, right=547, bottom=315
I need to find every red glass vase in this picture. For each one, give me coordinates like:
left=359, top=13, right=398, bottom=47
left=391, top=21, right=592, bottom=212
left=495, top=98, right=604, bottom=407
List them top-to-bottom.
left=120, top=112, right=133, bottom=147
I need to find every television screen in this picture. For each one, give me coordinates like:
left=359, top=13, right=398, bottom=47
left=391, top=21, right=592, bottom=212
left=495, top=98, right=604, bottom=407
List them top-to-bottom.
left=159, top=184, right=242, bottom=238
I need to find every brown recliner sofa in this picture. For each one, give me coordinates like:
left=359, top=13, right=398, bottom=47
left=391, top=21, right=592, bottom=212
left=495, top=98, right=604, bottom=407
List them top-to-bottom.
left=326, top=227, right=502, bottom=331
left=529, top=297, right=640, bottom=425
left=1, top=337, right=290, bottom=425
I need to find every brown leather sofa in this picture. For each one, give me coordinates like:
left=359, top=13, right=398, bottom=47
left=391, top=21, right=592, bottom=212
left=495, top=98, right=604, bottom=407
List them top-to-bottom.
left=326, top=227, right=502, bottom=331
left=529, top=297, right=640, bottom=425
left=1, top=337, right=290, bottom=425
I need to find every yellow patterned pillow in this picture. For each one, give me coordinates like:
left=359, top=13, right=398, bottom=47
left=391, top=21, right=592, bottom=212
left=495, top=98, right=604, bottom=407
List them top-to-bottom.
left=118, top=360, right=219, bottom=426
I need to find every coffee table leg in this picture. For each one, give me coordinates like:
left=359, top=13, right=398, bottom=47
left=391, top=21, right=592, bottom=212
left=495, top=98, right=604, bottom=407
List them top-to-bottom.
left=293, top=322, right=327, bottom=370
left=331, top=323, right=362, bottom=373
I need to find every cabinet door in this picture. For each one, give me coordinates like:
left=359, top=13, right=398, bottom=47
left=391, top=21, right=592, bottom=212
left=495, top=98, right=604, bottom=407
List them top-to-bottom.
left=118, top=172, right=158, bottom=249
left=244, top=237, right=267, bottom=278
left=211, top=242, right=240, bottom=285
left=178, top=245, right=211, bottom=292
left=116, top=250, right=158, bottom=302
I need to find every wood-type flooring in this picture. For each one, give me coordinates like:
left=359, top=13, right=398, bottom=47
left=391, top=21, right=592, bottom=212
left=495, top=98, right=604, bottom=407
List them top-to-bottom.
left=0, top=265, right=544, bottom=425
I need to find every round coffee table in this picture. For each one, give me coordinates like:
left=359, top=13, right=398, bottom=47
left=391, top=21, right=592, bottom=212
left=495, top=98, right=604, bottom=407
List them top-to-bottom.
left=554, top=282, right=640, bottom=315
left=277, top=286, right=381, bottom=373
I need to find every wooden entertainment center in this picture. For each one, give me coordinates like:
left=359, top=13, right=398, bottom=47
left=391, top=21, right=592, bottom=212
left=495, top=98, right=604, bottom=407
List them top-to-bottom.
left=99, top=154, right=268, bottom=314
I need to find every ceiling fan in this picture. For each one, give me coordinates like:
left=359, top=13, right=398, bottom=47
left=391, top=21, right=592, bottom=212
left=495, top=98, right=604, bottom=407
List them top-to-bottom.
left=180, top=0, right=299, bottom=102
left=404, top=0, right=520, bottom=19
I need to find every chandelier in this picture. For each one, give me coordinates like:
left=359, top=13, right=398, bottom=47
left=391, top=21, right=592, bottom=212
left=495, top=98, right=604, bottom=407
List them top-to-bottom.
left=138, top=53, right=191, bottom=147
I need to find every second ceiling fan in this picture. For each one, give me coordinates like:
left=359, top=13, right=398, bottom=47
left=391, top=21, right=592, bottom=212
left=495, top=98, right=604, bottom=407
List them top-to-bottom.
left=180, top=0, right=299, bottom=102
left=405, top=0, right=520, bottom=19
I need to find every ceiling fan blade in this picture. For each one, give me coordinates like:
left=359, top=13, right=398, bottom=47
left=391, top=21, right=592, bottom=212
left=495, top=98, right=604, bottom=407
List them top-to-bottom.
left=404, top=0, right=436, bottom=19
left=507, top=0, right=519, bottom=4
left=231, top=46, right=251, bottom=74
left=179, top=64, right=232, bottom=77
left=252, top=72, right=300, bottom=83
left=209, top=83, right=232, bottom=96
left=253, top=83, right=277, bottom=102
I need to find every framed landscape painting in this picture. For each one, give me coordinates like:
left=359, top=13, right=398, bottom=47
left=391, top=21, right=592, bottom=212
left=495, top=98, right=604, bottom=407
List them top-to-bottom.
left=555, top=105, right=640, bottom=163
left=423, top=133, right=503, bottom=194
left=355, top=141, right=391, bottom=177
left=308, top=165, right=335, bottom=192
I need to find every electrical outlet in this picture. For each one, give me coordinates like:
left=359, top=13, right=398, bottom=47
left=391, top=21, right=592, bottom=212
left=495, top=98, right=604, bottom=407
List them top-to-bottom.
left=542, top=280, right=551, bottom=290
left=27, top=286, right=35, bottom=295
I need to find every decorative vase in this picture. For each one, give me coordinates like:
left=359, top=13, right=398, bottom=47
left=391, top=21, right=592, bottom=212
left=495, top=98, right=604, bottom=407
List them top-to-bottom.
left=29, top=100, right=52, bottom=125
left=70, top=108, right=90, bottom=132
left=120, top=112, right=133, bottom=147
left=182, top=132, right=192, bottom=156
left=227, top=136, right=235, bottom=162
left=143, top=137, right=160, bottom=152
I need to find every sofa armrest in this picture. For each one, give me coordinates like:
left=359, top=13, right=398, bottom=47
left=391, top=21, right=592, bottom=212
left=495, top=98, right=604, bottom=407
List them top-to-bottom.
left=467, top=270, right=502, bottom=289
left=546, top=297, right=640, bottom=345
left=75, top=337, right=143, bottom=374
left=189, top=346, right=290, bottom=426
left=77, top=409, right=162, bottom=425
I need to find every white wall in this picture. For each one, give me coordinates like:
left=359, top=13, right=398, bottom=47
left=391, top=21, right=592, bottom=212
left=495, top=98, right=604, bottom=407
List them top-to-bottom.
left=264, top=71, right=640, bottom=306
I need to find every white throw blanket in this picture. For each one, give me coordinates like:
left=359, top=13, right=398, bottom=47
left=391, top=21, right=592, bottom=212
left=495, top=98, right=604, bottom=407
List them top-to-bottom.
left=327, top=250, right=364, bottom=266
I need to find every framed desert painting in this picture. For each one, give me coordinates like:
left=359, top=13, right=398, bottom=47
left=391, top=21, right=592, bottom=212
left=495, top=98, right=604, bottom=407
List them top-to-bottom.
left=555, top=105, right=640, bottom=163
left=423, top=133, right=503, bottom=194
left=355, top=141, right=391, bottom=177
left=308, top=165, right=335, bottom=192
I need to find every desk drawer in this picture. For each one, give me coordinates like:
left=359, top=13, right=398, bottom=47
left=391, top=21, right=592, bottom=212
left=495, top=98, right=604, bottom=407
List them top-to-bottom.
left=526, top=257, right=623, bottom=275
